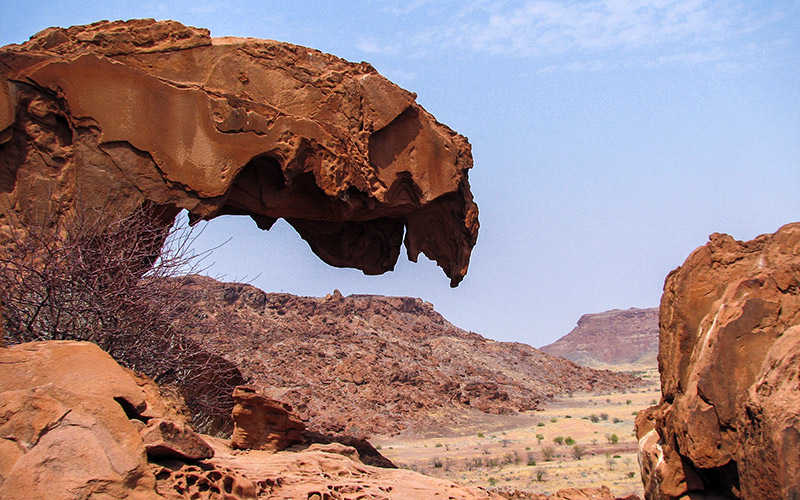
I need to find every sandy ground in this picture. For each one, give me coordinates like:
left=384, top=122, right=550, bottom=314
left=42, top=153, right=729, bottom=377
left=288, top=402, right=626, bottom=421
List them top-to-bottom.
left=372, top=369, right=659, bottom=498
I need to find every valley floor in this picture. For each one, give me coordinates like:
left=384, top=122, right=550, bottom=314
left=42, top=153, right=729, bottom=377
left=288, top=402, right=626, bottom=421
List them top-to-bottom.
left=372, top=369, right=659, bottom=498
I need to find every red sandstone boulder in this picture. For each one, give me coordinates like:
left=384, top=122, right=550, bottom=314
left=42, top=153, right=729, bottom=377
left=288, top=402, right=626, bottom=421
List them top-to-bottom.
left=0, top=19, right=478, bottom=286
left=637, top=223, right=800, bottom=499
left=0, top=341, right=161, bottom=499
left=230, top=386, right=306, bottom=451
left=141, top=418, right=214, bottom=461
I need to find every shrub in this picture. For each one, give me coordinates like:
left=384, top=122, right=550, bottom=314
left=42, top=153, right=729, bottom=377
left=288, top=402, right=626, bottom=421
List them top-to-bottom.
left=0, top=204, right=239, bottom=434
left=599, top=412, right=609, bottom=420
left=589, top=414, right=600, bottom=423
left=613, top=417, right=622, bottom=423
left=478, top=432, right=485, bottom=438
left=606, top=433, right=619, bottom=444
left=536, top=434, right=545, bottom=444
left=553, top=436, right=564, bottom=445
left=564, top=436, right=575, bottom=446
left=572, top=445, right=586, bottom=460
left=542, top=446, right=555, bottom=461
left=526, top=452, right=536, bottom=466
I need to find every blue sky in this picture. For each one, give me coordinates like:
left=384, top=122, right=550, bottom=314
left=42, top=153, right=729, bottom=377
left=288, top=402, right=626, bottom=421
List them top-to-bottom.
left=2, top=1, right=798, bottom=345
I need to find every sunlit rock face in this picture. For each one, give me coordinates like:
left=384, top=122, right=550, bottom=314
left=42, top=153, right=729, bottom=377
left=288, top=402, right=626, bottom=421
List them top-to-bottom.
left=0, top=19, right=478, bottom=285
left=637, top=223, right=800, bottom=500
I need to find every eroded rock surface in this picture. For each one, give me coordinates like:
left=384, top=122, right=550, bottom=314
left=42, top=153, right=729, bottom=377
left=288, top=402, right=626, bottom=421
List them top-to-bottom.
left=0, top=19, right=478, bottom=285
left=637, top=223, right=800, bottom=499
left=0, top=341, right=161, bottom=499
left=230, top=386, right=305, bottom=452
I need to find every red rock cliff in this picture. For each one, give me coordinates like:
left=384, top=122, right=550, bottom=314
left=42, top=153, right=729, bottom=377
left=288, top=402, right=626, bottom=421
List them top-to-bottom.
left=0, top=19, right=478, bottom=285
left=636, top=223, right=800, bottom=499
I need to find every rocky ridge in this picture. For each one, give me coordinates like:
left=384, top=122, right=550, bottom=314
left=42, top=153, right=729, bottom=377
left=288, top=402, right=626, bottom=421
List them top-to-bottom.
left=636, top=223, right=800, bottom=499
left=172, top=275, right=642, bottom=437
left=540, top=308, right=659, bottom=368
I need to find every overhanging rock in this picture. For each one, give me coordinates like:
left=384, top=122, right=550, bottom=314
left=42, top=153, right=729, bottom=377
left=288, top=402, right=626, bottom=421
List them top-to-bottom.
left=0, top=19, right=478, bottom=286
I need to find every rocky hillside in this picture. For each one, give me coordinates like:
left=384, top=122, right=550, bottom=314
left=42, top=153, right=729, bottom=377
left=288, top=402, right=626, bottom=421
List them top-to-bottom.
left=172, top=276, right=641, bottom=437
left=540, top=308, right=658, bottom=368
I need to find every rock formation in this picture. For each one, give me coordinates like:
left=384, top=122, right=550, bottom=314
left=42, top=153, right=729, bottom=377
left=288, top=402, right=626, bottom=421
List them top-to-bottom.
left=0, top=19, right=478, bottom=286
left=636, top=223, right=800, bottom=499
left=171, top=275, right=642, bottom=436
left=540, top=308, right=659, bottom=368
left=0, top=340, right=514, bottom=500
left=0, top=341, right=167, bottom=499
left=230, top=386, right=305, bottom=452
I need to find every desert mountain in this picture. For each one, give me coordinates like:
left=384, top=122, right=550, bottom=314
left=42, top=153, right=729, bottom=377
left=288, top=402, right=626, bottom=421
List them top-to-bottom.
left=172, top=275, right=641, bottom=437
left=540, top=308, right=658, bottom=368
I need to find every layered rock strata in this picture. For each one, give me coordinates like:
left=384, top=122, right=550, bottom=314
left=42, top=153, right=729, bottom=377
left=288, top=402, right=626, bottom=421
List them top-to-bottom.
left=0, top=19, right=478, bottom=285
left=637, top=223, right=800, bottom=499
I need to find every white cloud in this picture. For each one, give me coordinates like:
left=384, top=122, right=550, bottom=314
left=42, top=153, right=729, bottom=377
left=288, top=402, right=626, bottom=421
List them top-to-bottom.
left=380, top=0, right=793, bottom=72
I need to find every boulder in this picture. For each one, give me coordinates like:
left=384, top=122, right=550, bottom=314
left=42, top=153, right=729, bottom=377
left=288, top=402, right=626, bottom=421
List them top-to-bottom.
left=0, top=19, right=478, bottom=286
left=637, top=223, right=800, bottom=499
left=0, top=341, right=162, bottom=499
left=230, top=386, right=306, bottom=451
left=141, top=418, right=214, bottom=461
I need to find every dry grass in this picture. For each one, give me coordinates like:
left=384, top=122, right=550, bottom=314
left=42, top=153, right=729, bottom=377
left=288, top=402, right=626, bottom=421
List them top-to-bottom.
left=372, top=368, right=659, bottom=497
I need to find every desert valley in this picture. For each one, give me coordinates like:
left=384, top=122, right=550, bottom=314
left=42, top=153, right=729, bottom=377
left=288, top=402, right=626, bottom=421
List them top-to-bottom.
left=1, top=18, right=798, bottom=500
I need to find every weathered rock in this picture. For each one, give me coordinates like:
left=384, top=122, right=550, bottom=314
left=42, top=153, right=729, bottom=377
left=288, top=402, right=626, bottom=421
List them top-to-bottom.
left=0, top=19, right=478, bottom=286
left=637, top=223, right=800, bottom=499
left=0, top=341, right=162, bottom=499
left=230, top=386, right=306, bottom=451
left=141, top=418, right=215, bottom=461
left=205, top=436, right=506, bottom=500
left=151, top=460, right=259, bottom=500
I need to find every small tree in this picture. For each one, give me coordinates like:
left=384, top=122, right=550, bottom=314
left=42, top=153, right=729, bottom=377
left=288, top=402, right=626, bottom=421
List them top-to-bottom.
left=572, top=445, right=586, bottom=460
left=542, top=446, right=556, bottom=461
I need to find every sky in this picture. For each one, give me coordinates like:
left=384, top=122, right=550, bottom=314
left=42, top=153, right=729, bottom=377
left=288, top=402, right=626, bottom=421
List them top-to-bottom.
left=2, top=1, right=798, bottom=346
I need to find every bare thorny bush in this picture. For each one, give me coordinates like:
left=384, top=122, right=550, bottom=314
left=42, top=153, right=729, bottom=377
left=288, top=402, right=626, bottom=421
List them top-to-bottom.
left=0, top=202, right=242, bottom=435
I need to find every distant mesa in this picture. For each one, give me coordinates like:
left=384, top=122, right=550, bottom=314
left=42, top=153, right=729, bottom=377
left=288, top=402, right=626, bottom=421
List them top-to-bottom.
left=0, top=18, right=478, bottom=286
left=540, top=307, right=659, bottom=368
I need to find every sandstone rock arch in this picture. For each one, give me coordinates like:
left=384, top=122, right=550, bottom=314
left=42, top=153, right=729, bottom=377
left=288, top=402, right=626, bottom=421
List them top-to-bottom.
left=0, top=19, right=478, bottom=286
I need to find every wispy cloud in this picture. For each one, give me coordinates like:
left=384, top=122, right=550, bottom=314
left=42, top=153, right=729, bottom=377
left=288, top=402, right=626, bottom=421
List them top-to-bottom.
left=378, top=0, right=795, bottom=71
